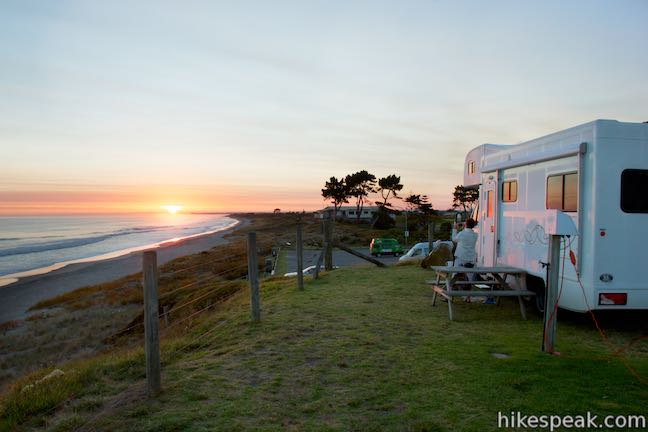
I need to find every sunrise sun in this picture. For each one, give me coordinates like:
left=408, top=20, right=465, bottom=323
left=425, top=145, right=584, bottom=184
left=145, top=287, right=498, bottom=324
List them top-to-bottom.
left=161, top=205, right=183, bottom=214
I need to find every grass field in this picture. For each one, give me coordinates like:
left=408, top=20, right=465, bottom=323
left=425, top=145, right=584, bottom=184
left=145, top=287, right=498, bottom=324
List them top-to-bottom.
left=0, top=213, right=409, bottom=396
left=2, top=264, right=646, bottom=431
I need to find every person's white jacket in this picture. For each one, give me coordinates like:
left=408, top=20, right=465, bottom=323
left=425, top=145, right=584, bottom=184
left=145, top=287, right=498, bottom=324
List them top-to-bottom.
left=452, top=227, right=478, bottom=263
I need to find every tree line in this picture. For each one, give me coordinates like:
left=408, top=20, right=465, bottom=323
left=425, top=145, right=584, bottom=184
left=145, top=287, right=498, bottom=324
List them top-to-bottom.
left=321, top=171, right=438, bottom=228
left=322, top=171, right=479, bottom=223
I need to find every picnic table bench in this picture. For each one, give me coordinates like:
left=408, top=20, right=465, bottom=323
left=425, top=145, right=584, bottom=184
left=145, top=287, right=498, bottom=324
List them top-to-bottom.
left=428, top=265, right=535, bottom=321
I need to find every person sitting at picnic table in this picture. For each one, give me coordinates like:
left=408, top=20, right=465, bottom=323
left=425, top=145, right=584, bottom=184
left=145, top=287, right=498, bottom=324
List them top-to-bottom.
left=452, top=217, right=477, bottom=268
left=452, top=218, right=496, bottom=304
left=452, top=218, right=480, bottom=302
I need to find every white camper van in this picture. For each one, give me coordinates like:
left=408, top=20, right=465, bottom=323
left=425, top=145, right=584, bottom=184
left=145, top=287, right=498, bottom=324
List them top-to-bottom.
left=463, top=119, right=648, bottom=313
left=399, top=241, right=454, bottom=263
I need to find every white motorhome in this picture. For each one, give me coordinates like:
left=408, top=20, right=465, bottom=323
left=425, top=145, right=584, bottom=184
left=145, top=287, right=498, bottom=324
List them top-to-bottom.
left=463, top=119, right=648, bottom=312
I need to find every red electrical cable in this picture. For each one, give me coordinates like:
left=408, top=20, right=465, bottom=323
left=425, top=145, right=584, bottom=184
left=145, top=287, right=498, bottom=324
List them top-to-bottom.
left=568, top=244, right=648, bottom=385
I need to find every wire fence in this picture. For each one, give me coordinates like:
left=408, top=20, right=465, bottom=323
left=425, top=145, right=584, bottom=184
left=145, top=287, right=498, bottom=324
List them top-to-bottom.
left=6, top=219, right=344, bottom=430
left=122, top=233, right=269, bottom=395
left=25, top=251, right=256, bottom=431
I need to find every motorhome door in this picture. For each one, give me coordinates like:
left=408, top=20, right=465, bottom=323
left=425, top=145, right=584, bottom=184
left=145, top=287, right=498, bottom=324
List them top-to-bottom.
left=480, top=175, right=497, bottom=266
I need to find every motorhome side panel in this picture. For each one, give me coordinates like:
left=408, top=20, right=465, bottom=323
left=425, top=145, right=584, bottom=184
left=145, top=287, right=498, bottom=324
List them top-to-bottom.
left=491, top=121, right=648, bottom=311
left=482, top=122, right=594, bottom=312
left=587, top=124, right=648, bottom=310
left=495, top=155, right=579, bottom=279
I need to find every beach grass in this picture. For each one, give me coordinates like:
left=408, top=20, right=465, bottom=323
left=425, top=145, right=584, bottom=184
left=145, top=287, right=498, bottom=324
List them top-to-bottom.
left=2, top=265, right=646, bottom=431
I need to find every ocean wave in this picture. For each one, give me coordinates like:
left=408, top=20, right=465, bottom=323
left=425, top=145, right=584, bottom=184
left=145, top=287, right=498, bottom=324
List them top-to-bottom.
left=0, top=223, right=220, bottom=258
left=84, top=225, right=173, bottom=236
left=117, top=225, right=174, bottom=232
left=0, top=226, right=171, bottom=257
left=0, top=235, right=115, bottom=257
left=0, top=235, right=64, bottom=241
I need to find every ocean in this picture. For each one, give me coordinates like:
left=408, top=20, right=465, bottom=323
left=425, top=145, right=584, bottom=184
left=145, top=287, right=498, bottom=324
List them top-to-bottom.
left=0, top=213, right=237, bottom=286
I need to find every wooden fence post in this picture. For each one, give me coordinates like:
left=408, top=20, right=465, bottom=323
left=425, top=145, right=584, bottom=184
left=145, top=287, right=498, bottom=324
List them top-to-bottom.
left=324, top=219, right=333, bottom=271
left=296, top=223, right=304, bottom=290
left=247, top=232, right=261, bottom=323
left=313, top=246, right=325, bottom=280
left=143, top=250, right=161, bottom=396
left=162, top=305, right=170, bottom=327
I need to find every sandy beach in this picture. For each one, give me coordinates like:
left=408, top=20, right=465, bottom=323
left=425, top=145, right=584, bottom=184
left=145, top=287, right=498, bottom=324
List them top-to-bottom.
left=0, top=217, right=247, bottom=323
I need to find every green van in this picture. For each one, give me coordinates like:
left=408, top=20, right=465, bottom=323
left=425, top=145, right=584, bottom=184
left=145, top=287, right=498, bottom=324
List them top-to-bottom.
left=369, top=238, right=404, bottom=257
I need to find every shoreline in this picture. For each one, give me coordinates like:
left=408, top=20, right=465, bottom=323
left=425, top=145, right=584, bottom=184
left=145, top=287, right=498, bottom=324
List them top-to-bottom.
left=0, top=216, right=248, bottom=323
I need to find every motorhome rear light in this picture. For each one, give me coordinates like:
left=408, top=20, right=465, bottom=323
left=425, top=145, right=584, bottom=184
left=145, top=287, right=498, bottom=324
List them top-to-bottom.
left=598, top=293, right=627, bottom=305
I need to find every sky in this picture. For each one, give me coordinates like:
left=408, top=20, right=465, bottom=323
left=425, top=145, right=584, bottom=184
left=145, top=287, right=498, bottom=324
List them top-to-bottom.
left=1, top=0, right=647, bottom=215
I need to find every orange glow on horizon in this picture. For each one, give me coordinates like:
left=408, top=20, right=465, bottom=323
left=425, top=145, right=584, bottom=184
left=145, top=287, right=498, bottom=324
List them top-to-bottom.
left=0, top=182, right=455, bottom=215
left=0, top=183, right=329, bottom=215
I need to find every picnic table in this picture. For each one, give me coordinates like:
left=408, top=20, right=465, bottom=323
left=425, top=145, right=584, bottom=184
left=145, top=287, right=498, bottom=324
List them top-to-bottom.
left=428, top=265, right=535, bottom=321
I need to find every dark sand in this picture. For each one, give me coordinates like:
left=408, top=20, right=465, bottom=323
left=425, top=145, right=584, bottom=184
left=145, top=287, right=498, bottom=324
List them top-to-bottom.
left=0, top=217, right=248, bottom=323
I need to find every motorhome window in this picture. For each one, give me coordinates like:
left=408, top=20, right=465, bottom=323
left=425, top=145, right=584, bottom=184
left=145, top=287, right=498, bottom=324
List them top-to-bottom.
left=468, top=161, right=476, bottom=175
left=621, top=169, right=648, bottom=213
left=546, top=173, right=578, bottom=212
left=564, top=173, right=577, bottom=211
left=502, top=180, right=518, bottom=202
left=512, top=181, right=518, bottom=201
left=487, top=191, right=493, bottom=218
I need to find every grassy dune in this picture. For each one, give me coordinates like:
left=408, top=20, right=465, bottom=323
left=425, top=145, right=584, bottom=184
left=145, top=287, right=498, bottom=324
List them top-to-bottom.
left=2, top=264, right=646, bottom=431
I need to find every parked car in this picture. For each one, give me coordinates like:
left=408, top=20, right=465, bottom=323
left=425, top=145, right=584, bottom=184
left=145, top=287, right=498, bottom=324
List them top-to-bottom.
left=369, top=238, right=403, bottom=256
left=399, top=240, right=454, bottom=263
left=398, top=242, right=429, bottom=262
